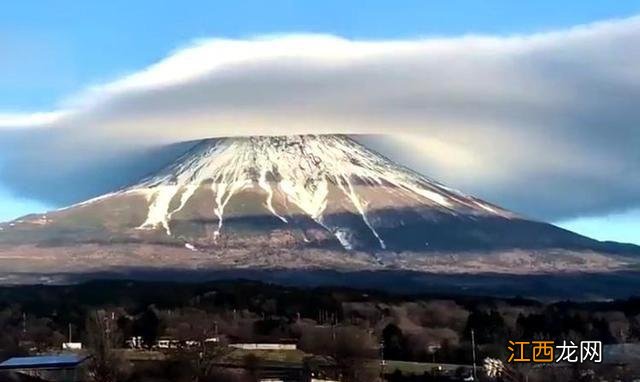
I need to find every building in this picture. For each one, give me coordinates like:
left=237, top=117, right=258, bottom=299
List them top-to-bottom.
left=155, top=337, right=181, bottom=349
left=230, top=342, right=298, bottom=351
left=61, top=343, right=82, bottom=351
left=0, top=355, right=90, bottom=382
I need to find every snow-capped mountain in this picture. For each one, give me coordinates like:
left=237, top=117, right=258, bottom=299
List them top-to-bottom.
left=0, top=134, right=637, bottom=278
left=118, top=135, right=515, bottom=249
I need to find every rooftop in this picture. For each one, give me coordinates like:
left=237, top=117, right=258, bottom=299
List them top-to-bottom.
left=0, top=355, right=90, bottom=370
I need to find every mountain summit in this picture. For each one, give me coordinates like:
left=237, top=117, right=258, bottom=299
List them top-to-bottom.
left=126, top=134, right=516, bottom=250
left=0, top=135, right=637, bottom=278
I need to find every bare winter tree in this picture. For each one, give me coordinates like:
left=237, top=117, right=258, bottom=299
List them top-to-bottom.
left=85, top=310, right=130, bottom=382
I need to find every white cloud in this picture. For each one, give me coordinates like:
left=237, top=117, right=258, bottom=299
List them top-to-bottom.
left=1, top=17, right=640, bottom=220
left=0, top=111, right=68, bottom=128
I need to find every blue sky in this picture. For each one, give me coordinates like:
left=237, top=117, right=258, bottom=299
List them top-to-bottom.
left=1, top=1, right=640, bottom=244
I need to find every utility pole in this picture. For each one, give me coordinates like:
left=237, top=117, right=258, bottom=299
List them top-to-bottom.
left=471, top=329, right=477, bottom=380
left=379, top=339, right=385, bottom=379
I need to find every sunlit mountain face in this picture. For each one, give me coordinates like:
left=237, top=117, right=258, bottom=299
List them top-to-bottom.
left=0, top=135, right=638, bottom=281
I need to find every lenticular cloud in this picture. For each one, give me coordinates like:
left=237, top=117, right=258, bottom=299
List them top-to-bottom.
left=1, top=17, right=640, bottom=220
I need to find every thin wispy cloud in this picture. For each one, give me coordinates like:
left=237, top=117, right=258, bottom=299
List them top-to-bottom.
left=1, top=17, right=639, bottom=221
left=0, top=111, right=69, bottom=128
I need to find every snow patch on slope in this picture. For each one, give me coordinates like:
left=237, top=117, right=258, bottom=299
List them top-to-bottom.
left=259, top=169, right=288, bottom=223
left=337, top=176, right=386, bottom=249
left=140, top=186, right=179, bottom=235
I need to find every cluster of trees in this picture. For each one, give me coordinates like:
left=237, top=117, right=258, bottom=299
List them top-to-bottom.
left=1, top=280, right=640, bottom=381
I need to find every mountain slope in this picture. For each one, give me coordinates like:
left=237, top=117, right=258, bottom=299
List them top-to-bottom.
left=0, top=135, right=637, bottom=278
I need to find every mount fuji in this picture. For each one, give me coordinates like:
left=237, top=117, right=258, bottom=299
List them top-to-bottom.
left=0, top=135, right=638, bottom=283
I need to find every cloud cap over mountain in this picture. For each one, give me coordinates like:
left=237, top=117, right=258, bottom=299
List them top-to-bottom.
left=1, top=17, right=640, bottom=221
